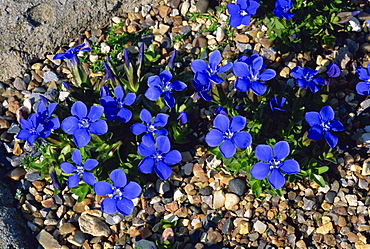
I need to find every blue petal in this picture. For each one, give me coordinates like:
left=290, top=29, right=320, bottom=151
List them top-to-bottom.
left=247, top=0, right=259, bottom=14
left=227, top=4, right=240, bottom=16
left=229, top=14, right=242, bottom=27
left=240, top=14, right=251, bottom=26
left=209, top=50, right=221, bottom=71
left=251, top=56, right=263, bottom=75
left=190, top=59, right=208, bottom=73
left=217, top=62, right=233, bottom=73
left=233, top=62, right=250, bottom=77
left=291, top=66, right=303, bottom=79
left=357, top=67, right=369, bottom=81
left=258, top=69, right=276, bottom=81
left=159, top=70, right=173, bottom=83
left=193, top=72, right=211, bottom=88
left=210, top=74, right=224, bottom=84
left=147, top=75, right=162, bottom=88
left=313, top=77, right=325, bottom=85
left=235, top=78, right=251, bottom=92
left=296, top=79, right=307, bottom=89
left=171, top=80, right=187, bottom=91
left=250, top=81, right=267, bottom=95
left=307, top=82, right=320, bottom=93
left=356, top=82, right=370, bottom=95
left=114, top=85, right=124, bottom=100
left=145, top=87, right=162, bottom=101
left=199, top=91, right=213, bottom=101
left=163, top=92, right=175, bottom=108
left=123, top=93, right=136, bottom=106
left=37, top=101, right=46, bottom=116
left=71, top=101, right=87, bottom=119
left=88, top=105, right=104, bottom=122
left=320, top=106, right=334, bottom=123
left=117, top=108, right=132, bottom=123
left=305, top=112, right=321, bottom=127
left=154, top=113, right=168, bottom=127
left=213, top=114, right=230, bottom=133
left=61, top=116, right=79, bottom=134
left=230, top=116, right=246, bottom=132
left=48, top=117, right=60, bottom=130
left=20, top=118, right=32, bottom=130
left=89, top=120, right=108, bottom=135
left=330, top=120, right=344, bottom=132
left=130, top=123, right=147, bottom=135
left=307, top=126, right=323, bottom=140
left=73, top=128, right=91, bottom=148
left=155, top=128, right=168, bottom=137
left=205, top=129, right=224, bottom=147
left=17, top=130, right=31, bottom=141
left=232, top=131, right=252, bottom=149
left=324, top=131, right=338, bottom=148
left=142, top=133, right=155, bottom=146
left=27, top=134, right=39, bottom=146
left=157, top=136, right=171, bottom=154
left=220, top=139, right=236, bottom=159
left=273, top=141, right=290, bottom=161
left=138, top=142, right=156, bottom=157
left=255, top=144, right=273, bottom=162
left=72, top=149, right=82, bottom=165
left=163, top=150, right=182, bottom=165
left=138, top=157, right=155, bottom=174
left=84, top=159, right=99, bottom=170
left=279, top=159, right=300, bottom=174
left=155, top=161, right=172, bottom=180
left=60, top=162, right=76, bottom=174
left=250, top=162, right=270, bottom=180
left=268, top=168, right=285, bottom=189
left=110, top=169, right=127, bottom=188
left=83, top=172, right=96, bottom=185
left=68, top=174, right=80, bottom=188
left=94, top=181, right=113, bottom=196
left=122, top=182, right=142, bottom=199
left=101, top=198, right=117, bottom=214
left=116, top=198, right=134, bottom=215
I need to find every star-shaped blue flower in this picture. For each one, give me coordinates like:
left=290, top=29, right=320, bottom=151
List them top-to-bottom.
left=227, top=0, right=260, bottom=27
left=273, top=0, right=294, bottom=20
left=53, top=43, right=90, bottom=65
left=356, top=63, right=370, bottom=95
left=291, top=66, right=325, bottom=93
left=145, top=70, right=187, bottom=108
left=100, top=85, right=136, bottom=123
left=269, top=96, right=286, bottom=112
left=61, top=101, right=108, bottom=148
left=305, top=106, right=345, bottom=148
left=205, top=114, right=252, bottom=159
left=137, top=136, right=182, bottom=180
left=250, top=141, right=300, bottom=189
left=60, top=149, right=98, bottom=188
left=94, top=169, right=141, bottom=215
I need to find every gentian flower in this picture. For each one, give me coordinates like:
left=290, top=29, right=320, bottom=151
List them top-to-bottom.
left=227, top=0, right=260, bottom=27
left=273, top=0, right=294, bottom=20
left=336, top=11, right=361, bottom=24
left=53, top=43, right=91, bottom=65
left=123, top=48, right=131, bottom=69
left=168, top=49, right=177, bottom=70
left=191, top=50, right=233, bottom=101
left=233, top=54, right=276, bottom=95
left=103, top=59, right=116, bottom=83
left=326, top=62, right=340, bottom=78
left=356, top=63, right=370, bottom=95
left=291, top=66, right=325, bottom=93
left=145, top=70, right=187, bottom=108
left=62, top=81, right=72, bottom=91
left=100, top=85, right=136, bottom=122
left=100, top=85, right=110, bottom=98
left=269, top=96, right=286, bottom=112
left=36, top=101, right=60, bottom=131
left=61, top=101, right=108, bottom=148
left=215, top=106, right=228, bottom=117
left=305, top=106, right=345, bottom=148
left=130, top=109, right=168, bottom=145
left=177, top=111, right=188, bottom=126
left=17, top=114, right=45, bottom=145
left=205, top=114, right=252, bottom=159
left=137, top=136, right=182, bottom=180
left=250, top=141, right=300, bottom=189
left=60, top=149, right=98, bottom=188
left=94, top=169, right=141, bottom=215
left=50, top=171, right=61, bottom=190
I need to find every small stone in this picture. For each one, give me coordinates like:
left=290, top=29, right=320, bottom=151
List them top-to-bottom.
left=196, top=0, right=209, bottom=13
left=180, top=1, right=190, bottom=16
left=157, top=5, right=171, bottom=19
left=349, top=17, right=361, bottom=32
left=215, top=27, right=225, bottom=42
left=234, top=34, right=249, bottom=43
left=193, top=36, right=207, bottom=48
left=279, top=67, right=291, bottom=78
left=43, top=71, right=59, bottom=83
left=13, top=77, right=27, bottom=90
left=181, top=163, right=193, bottom=175
left=7, top=167, right=26, bottom=181
left=228, top=178, right=246, bottom=196
left=156, top=179, right=170, bottom=194
left=212, top=190, right=225, bottom=209
left=325, top=191, right=336, bottom=204
left=224, top=193, right=239, bottom=210
left=345, top=195, right=358, bottom=206
left=302, top=197, right=316, bottom=211
left=78, top=212, right=111, bottom=237
left=222, top=218, right=233, bottom=234
left=253, top=220, right=267, bottom=234
left=316, top=222, right=333, bottom=235
left=59, top=223, right=77, bottom=235
left=161, top=227, right=175, bottom=243
left=207, top=229, right=222, bottom=244
left=36, top=230, right=61, bottom=249
left=68, top=231, right=86, bottom=246
left=347, top=232, right=359, bottom=242
left=323, top=234, right=336, bottom=245
left=134, top=239, right=157, bottom=249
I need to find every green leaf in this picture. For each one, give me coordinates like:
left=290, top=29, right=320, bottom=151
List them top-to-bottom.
left=317, top=166, right=329, bottom=174
left=312, top=174, right=326, bottom=187
left=70, top=184, right=90, bottom=202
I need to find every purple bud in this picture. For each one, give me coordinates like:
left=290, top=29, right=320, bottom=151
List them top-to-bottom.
left=138, top=42, right=144, bottom=66
left=123, top=48, right=131, bottom=70
left=168, top=49, right=177, bottom=69
left=103, top=61, right=116, bottom=83
left=327, top=62, right=340, bottom=78
left=62, top=81, right=71, bottom=91
left=100, top=86, right=110, bottom=97
left=215, top=106, right=228, bottom=116
left=177, top=111, right=188, bottom=126
left=50, top=171, right=61, bottom=190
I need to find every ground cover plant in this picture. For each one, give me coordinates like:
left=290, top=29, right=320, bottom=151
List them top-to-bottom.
left=17, top=0, right=361, bottom=219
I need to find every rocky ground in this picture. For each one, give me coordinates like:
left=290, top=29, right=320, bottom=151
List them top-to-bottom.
left=2, top=0, right=370, bottom=248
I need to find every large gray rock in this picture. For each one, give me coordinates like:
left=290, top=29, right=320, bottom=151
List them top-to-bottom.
left=0, top=0, right=159, bottom=81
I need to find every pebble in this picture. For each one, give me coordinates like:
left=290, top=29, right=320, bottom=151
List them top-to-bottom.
left=196, top=0, right=209, bottom=13
left=228, top=178, right=246, bottom=196
left=212, top=190, right=225, bottom=209
left=224, top=193, right=239, bottom=210
left=78, top=212, right=111, bottom=237
left=253, top=220, right=267, bottom=234
left=36, top=230, right=61, bottom=249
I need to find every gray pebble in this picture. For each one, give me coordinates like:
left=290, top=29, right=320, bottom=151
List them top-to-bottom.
left=196, top=0, right=209, bottom=13
left=229, top=178, right=247, bottom=196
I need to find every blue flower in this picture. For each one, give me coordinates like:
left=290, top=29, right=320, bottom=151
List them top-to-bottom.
left=227, top=0, right=260, bottom=27
left=273, top=0, right=294, bottom=20
left=53, top=43, right=91, bottom=65
left=168, top=49, right=177, bottom=70
left=191, top=50, right=233, bottom=101
left=233, top=54, right=276, bottom=95
left=103, top=59, right=116, bottom=83
left=326, top=62, right=340, bottom=78
left=356, top=63, right=370, bottom=95
left=291, top=66, right=325, bottom=93
left=145, top=70, right=187, bottom=108
left=100, top=85, right=136, bottom=123
left=100, top=85, right=110, bottom=98
left=269, top=96, right=286, bottom=112
left=36, top=101, right=60, bottom=131
left=61, top=101, right=108, bottom=148
left=215, top=106, right=228, bottom=117
left=305, top=106, right=345, bottom=148
left=130, top=109, right=168, bottom=146
left=177, top=111, right=188, bottom=126
left=17, top=114, right=45, bottom=145
left=205, top=114, right=252, bottom=159
left=137, top=136, right=182, bottom=180
left=250, top=141, right=300, bottom=189
left=60, top=149, right=98, bottom=188
left=94, top=169, right=141, bottom=215
left=50, top=171, right=61, bottom=190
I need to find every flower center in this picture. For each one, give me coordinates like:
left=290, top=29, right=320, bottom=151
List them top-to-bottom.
left=282, top=6, right=289, bottom=12
left=239, top=10, right=248, bottom=16
left=304, top=73, right=313, bottom=82
left=160, top=83, right=172, bottom=92
left=79, top=118, right=90, bottom=129
left=321, top=121, right=331, bottom=132
left=148, top=124, right=155, bottom=132
left=29, top=128, right=37, bottom=134
left=224, top=130, right=234, bottom=139
left=154, top=153, right=163, bottom=161
left=269, top=158, right=280, bottom=169
left=76, top=165, right=84, bottom=174
left=108, top=187, right=123, bottom=200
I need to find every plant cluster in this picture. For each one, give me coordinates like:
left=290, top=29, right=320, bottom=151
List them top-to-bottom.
left=17, top=0, right=361, bottom=218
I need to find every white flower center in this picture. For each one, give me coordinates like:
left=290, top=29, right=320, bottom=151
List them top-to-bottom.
left=239, top=10, right=248, bottom=16
left=79, top=118, right=90, bottom=128
left=148, top=124, right=155, bottom=132
left=225, top=130, right=234, bottom=139
left=269, top=158, right=280, bottom=169
left=76, top=165, right=84, bottom=174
